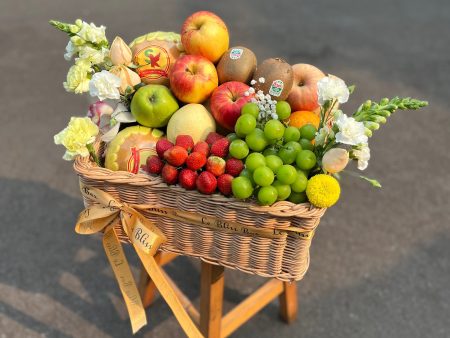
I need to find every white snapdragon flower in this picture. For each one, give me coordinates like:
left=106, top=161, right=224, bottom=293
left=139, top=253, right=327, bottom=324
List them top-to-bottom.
left=77, top=21, right=107, bottom=44
left=64, top=41, right=79, bottom=61
left=78, top=46, right=109, bottom=65
left=89, top=70, right=121, bottom=101
left=317, top=76, right=350, bottom=105
left=258, top=77, right=265, bottom=83
left=250, top=79, right=257, bottom=85
left=248, top=87, right=255, bottom=94
left=334, top=113, right=368, bottom=146
left=315, top=125, right=334, bottom=146
left=352, top=143, right=371, bottom=170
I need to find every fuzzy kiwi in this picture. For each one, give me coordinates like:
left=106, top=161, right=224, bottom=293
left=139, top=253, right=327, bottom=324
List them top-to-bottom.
left=216, top=46, right=257, bottom=84
left=252, top=58, right=294, bottom=101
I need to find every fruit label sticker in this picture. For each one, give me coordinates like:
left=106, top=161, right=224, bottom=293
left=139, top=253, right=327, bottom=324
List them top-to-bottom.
left=133, top=45, right=171, bottom=81
left=229, top=48, right=243, bottom=60
left=269, top=80, right=284, bottom=97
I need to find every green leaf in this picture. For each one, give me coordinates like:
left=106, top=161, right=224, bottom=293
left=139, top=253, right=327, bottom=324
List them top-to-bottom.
left=348, top=85, right=356, bottom=94
left=359, top=175, right=382, bottom=188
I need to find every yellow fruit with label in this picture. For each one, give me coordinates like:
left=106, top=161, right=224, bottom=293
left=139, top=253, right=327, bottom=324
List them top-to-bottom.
left=129, top=31, right=184, bottom=86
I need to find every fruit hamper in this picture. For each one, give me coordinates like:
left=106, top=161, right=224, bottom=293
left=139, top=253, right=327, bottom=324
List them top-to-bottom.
left=51, top=11, right=427, bottom=335
left=75, top=141, right=326, bottom=281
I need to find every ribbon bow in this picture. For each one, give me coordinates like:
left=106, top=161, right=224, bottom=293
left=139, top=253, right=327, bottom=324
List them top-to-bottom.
left=76, top=183, right=203, bottom=337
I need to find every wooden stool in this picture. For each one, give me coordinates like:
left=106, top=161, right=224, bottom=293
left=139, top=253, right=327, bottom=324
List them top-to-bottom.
left=138, top=252, right=298, bottom=338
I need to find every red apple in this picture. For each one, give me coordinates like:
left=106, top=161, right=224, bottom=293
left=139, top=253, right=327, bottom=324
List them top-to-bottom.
left=181, top=11, right=229, bottom=63
left=169, top=55, right=218, bottom=103
left=286, top=64, right=325, bottom=113
left=210, top=81, right=253, bottom=131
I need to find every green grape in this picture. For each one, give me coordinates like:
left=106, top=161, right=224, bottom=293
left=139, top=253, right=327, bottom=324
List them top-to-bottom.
left=276, top=101, right=291, bottom=120
left=241, top=102, right=260, bottom=118
left=235, top=114, right=256, bottom=136
left=264, top=119, right=285, bottom=140
left=299, top=124, right=317, bottom=141
left=283, top=126, right=300, bottom=142
left=245, top=128, right=269, bottom=151
left=227, top=133, right=239, bottom=142
left=299, top=138, right=314, bottom=151
left=229, top=139, right=249, bottom=159
left=278, top=141, right=301, bottom=164
left=263, top=147, right=278, bottom=156
left=296, top=150, right=317, bottom=170
left=245, top=152, right=266, bottom=171
left=265, top=155, right=283, bottom=173
left=276, top=165, right=298, bottom=185
left=253, top=166, right=275, bottom=187
left=239, top=168, right=255, bottom=186
left=290, top=170, right=308, bottom=192
left=231, top=177, right=254, bottom=199
left=272, top=180, right=291, bottom=201
left=257, top=186, right=278, bottom=205
left=288, top=191, right=307, bottom=204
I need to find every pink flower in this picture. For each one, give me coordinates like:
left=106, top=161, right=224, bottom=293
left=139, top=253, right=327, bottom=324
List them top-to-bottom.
left=87, top=101, right=113, bottom=126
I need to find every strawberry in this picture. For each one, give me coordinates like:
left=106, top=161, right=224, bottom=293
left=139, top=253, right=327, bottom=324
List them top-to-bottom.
left=205, top=132, right=224, bottom=146
left=176, top=135, right=194, bottom=152
left=210, top=137, right=230, bottom=158
left=156, top=138, right=174, bottom=159
left=193, top=141, right=210, bottom=157
left=163, top=145, right=188, bottom=167
left=186, top=151, right=207, bottom=171
left=146, top=155, right=164, bottom=174
left=206, top=156, right=226, bottom=177
left=225, top=158, right=244, bottom=177
left=161, top=164, right=178, bottom=185
left=179, top=168, right=198, bottom=190
left=196, top=171, right=217, bottom=194
left=217, top=174, right=233, bottom=196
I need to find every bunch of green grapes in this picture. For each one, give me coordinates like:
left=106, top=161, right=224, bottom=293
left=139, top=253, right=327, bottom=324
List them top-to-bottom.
left=228, top=102, right=318, bottom=205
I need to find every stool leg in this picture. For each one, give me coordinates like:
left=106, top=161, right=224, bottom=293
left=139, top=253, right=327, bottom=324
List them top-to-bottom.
left=139, top=252, right=162, bottom=308
left=200, top=262, right=225, bottom=338
left=279, top=281, right=298, bottom=323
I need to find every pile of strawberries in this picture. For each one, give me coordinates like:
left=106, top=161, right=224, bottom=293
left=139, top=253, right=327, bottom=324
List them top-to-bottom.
left=144, top=132, right=244, bottom=196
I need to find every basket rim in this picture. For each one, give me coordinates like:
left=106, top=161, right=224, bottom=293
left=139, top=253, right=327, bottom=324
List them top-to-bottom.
left=74, top=150, right=326, bottom=219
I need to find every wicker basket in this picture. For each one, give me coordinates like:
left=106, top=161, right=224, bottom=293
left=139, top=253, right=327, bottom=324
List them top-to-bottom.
left=74, top=143, right=326, bottom=282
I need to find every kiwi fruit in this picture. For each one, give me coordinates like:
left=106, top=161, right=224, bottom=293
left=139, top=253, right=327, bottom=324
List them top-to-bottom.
left=216, top=46, right=257, bottom=84
left=252, top=58, right=294, bottom=101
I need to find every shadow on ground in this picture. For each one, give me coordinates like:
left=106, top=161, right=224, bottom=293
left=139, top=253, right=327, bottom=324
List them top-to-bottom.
left=0, top=178, right=448, bottom=337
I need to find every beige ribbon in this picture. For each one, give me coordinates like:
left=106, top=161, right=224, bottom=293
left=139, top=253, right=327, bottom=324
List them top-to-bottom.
left=76, top=183, right=202, bottom=337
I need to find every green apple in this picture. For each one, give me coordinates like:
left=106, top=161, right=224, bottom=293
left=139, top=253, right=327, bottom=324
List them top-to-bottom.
left=130, top=84, right=179, bottom=128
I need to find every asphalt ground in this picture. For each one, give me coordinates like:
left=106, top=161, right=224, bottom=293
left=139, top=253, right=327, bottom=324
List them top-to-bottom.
left=0, top=0, right=449, bottom=337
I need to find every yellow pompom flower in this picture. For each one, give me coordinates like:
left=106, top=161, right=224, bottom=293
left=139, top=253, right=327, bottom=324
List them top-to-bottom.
left=54, top=117, right=99, bottom=161
left=306, top=174, right=341, bottom=208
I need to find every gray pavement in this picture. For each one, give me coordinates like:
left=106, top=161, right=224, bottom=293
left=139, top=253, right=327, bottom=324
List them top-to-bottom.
left=1, top=0, right=449, bottom=337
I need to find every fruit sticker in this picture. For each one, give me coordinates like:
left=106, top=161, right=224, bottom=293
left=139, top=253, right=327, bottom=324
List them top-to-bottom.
left=133, top=45, right=171, bottom=82
left=229, top=48, right=243, bottom=60
left=269, top=80, right=284, bottom=97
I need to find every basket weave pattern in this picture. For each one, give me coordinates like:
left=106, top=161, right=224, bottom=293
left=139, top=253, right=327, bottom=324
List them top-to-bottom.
left=74, top=147, right=326, bottom=281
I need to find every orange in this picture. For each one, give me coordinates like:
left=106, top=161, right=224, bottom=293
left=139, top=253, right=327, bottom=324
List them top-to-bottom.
left=287, top=111, right=320, bottom=129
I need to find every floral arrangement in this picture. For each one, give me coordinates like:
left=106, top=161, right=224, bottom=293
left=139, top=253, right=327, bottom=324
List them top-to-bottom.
left=52, top=13, right=427, bottom=209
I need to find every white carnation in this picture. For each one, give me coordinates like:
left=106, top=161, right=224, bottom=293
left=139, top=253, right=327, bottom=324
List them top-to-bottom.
left=89, top=70, right=121, bottom=101
left=317, top=76, right=350, bottom=105
left=334, top=113, right=368, bottom=146
left=352, top=143, right=371, bottom=170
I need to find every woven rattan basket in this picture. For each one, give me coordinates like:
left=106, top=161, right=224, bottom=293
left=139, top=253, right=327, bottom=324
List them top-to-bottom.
left=74, top=142, right=326, bottom=282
